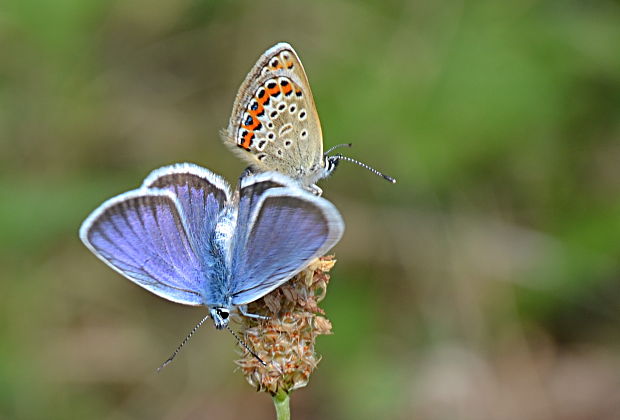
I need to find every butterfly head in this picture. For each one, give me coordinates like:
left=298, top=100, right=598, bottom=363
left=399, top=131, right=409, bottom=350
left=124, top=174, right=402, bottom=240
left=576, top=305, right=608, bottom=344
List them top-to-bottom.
left=323, top=154, right=341, bottom=178
left=210, top=307, right=231, bottom=329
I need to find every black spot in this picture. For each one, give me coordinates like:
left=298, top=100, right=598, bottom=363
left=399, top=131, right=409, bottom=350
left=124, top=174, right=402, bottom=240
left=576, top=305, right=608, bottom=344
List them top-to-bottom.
left=271, top=59, right=279, bottom=67
left=287, top=63, right=294, bottom=69
left=280, top=79, right=289, bottom=87
left=267, top=81, right=277, bottom=89
left=257, top=89, right=265, bottom=98
left=285, top=89, right=293, bottom=97
left=296, top=90, right=302, bottom=97
left=272, top=91, right=281, bottom=98
left=263, top=97, right=270, bottom=106
left=250, top=101, right=258, bottom=111
left=278, top=103, right=286, bottom=111
left=290, top=105, right=296, bottom=112
left=257, top=109, right=264, bottom=117
left=270, top=111, right=278, bottom=118
left=299, top=111, right=306, bottom=119
left=244, top=115, right=253, bottom=126
left=256, top=122, right=263, bottom=131
left=267, top=122, right=274, bottom=129
left=241, top=130, right=248, bottom=136
left=301, top=130, right=307, bottom=137
left=268, top=133, right=275, bottom=139
left=258, top=140, right=266, bottom=148
left=285, top=140, right=292, bottom=146
left=277, top=149, right=283, bottom=155
left=258, top=154, right=266, bottom=160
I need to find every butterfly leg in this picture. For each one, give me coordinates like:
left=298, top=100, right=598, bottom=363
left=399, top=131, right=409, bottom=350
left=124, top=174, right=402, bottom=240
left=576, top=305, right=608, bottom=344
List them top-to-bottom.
left=236, top=166, right=257, bottom=189
left=239, top=166, right=256, bottom=180
left=307, top=184, right=323, bottom=197
left=238, top=305, right=270, bottom=320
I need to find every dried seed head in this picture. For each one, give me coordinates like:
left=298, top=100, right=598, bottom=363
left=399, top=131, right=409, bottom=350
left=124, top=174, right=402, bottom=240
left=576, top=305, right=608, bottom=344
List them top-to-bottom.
left=235, top=255, right=336, bottom=394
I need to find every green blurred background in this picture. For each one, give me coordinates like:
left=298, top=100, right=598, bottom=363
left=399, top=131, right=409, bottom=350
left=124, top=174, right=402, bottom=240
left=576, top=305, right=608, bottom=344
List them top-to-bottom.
left=2, top=0, right=620, bottom=419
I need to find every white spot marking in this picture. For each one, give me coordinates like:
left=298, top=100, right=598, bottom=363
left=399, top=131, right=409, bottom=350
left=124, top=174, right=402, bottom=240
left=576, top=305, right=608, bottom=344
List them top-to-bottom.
left=279, top=123, right=293, bottom=136
left=256, top=140, right=268, bottom=151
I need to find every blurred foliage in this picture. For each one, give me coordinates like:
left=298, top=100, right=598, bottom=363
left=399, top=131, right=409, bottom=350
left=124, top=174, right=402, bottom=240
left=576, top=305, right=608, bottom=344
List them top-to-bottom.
left=1, top=0, right=620, bottom=419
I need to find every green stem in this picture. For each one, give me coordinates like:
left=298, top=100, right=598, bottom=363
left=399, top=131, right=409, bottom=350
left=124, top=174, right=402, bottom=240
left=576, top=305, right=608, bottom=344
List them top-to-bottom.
left=272, top=389, right=290, bottom=420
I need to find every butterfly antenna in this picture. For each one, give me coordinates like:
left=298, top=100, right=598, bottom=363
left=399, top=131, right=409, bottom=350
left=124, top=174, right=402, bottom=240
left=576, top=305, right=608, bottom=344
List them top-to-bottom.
left=324, top=143, right=353, bottom=155
left=332, top=154, right=396, bottom=183
left=157, top=314, right=210, bottom=372
left=225, top=325, right=267, bottom=366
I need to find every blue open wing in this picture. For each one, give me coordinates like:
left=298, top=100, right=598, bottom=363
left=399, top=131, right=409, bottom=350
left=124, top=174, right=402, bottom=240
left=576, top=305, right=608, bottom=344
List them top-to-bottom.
left=142, top=163, right=231, bottom=258
left=229, top=173, right=344, bottom=305
left=79, top=189, right=207, bottom=305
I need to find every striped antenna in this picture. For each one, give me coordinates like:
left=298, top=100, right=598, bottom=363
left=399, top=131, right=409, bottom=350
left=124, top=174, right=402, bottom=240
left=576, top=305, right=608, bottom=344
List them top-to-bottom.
left=325, top=143, right=396, bottom=183
left=157, top=314, right=210, bottom=372
left=226, top=325, right=267, bottom=366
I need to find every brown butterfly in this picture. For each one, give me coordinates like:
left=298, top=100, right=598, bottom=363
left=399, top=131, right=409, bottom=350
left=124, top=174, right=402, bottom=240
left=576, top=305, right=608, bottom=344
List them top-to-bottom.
left=222, top=42, right=395, bottom=193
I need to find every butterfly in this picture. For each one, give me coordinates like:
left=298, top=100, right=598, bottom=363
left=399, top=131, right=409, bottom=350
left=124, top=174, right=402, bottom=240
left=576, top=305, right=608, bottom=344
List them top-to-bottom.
left=222, top=42, right=395, bottom=192
left=79, top=163, right=344, bottom=330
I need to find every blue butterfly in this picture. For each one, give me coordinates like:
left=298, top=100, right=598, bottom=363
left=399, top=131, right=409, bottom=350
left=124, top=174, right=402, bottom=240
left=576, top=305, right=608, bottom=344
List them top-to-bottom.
left=79, top=163, right=344, bottom=329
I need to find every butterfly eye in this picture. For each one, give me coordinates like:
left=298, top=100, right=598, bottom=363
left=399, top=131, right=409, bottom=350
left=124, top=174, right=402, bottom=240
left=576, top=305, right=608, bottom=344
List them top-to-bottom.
left=218, top=308, right=229, bottom=319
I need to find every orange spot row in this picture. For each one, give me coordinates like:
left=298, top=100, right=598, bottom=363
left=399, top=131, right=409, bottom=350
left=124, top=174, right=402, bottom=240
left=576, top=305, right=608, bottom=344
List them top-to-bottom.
left=266, top=83, right=281, bottom=97
left=281, top=83, right=293, bottom=96
left=257, top=90, right=270, bottom=107
left=250, top=102, right=264, bottom=117
left=242, top=114, right=261, bottom=131
left=240, top=131, right=254, bottom=150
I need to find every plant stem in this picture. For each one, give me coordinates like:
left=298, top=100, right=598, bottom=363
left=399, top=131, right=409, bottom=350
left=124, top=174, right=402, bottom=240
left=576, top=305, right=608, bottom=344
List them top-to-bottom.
left=272, top=389, right=290, bottom=420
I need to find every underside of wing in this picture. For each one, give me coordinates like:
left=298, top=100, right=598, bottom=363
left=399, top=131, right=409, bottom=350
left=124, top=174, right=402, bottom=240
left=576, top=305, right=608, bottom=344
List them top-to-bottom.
left=223, top=43, right=324, bottom=179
